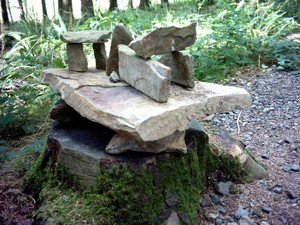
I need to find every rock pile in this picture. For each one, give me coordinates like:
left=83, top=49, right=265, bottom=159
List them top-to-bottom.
left=41, top=23, right=252, bottom=155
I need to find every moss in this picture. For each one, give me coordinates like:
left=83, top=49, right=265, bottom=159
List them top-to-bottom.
left=24, top=130, right=249, bottom=224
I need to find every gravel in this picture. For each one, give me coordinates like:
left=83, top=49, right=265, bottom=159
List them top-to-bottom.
left=201, top=68, right=300, bottom=224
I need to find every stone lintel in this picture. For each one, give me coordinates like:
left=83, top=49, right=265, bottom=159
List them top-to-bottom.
left=129, top=23, right=196, bottom=59
left=61, top=30, right=111, bottom=43
left=118, top=44, right=171, bottom=103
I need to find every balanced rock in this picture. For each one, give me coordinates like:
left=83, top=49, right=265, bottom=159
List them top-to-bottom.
left=129, top=23, right=196, bottom=59
left=106, top=25, right=133, bottom=75
left=61, top=30, right=111, bottom=43
left=93, top=43, right=107, bottom=70
left=118, top=44, right=171, bottom=102
left=159, top=51, right=195, bottom=88
left=40, top=68, right=252, bottom=142
left=105, top=130, right=187, bottom=154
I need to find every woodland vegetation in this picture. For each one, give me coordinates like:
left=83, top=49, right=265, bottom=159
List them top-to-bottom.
left=0, top=0, right=299, bottom=192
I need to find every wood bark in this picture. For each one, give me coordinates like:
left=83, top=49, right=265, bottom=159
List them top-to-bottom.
left=1, top=0, right=9, bottom=24
left=17, top=0, right=25, bottom=19
left=41, top=0, right=48, bottom=17
left=58, top=0, right=73, bottom=20
left=81, top=0, right=94, bottom=16
left=109, top=0, right=118, bottom=11
left=139, top=0, right=150, bottom=10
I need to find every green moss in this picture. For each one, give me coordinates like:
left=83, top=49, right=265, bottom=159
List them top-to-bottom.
left=24, top=131, right=249, bottom=224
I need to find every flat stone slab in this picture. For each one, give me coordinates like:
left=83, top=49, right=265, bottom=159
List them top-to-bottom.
left=129, top=23, right=196, bottom=59
left=61, top=30, right=111, bottom=43
left=40, top=68, right=252, bottom=142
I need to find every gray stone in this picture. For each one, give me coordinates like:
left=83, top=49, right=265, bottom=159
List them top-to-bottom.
left=129, top=23, right=196, bottom=59
left=106, top=25, right=133, bottom=75
left=61, top=30, right=111, bottom=43
left=66, top=43, right=88, bottom=72
left=93, top=43, right=107, bottom=70
left=118, top=44, right=171, bottom=102
left=159, top=51, right=194, bottom=88
left=40, top=68, right=252, bottom=142
left=109, top=71, right=121, bottom=83
left=49, top=99, right=83, bottom=123
left=105, top=131, right=187, bottom=154
left=261, top=153, right=270, bottom=159
left=291, top=164, right=300, bottom=171
left=282, top=165, right=291, bottom=172
left=216, top=181, right=232, bottom=195
left=273, top=184, right=283, bottom=194
left=165, top=191, right=179, bottom=207
left=209, top=194, right=221, bottom=204
left=200, top=195, right=213, bottom=207
left=216, top=204, right=227, bottom=214
left=234, top=206, right=249, bottom=219
left=262, top=207, right=272, bottom=213
left=165, top=212, right=180, bottom=225
left=238, top=215, right=254, bottom=225
left=259, top=221, right=270, bottom=225
left=228, top=223, right=238, bottom=225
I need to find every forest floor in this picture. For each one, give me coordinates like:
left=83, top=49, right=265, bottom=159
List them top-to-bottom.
left=0, top=67, right=299, bottom=225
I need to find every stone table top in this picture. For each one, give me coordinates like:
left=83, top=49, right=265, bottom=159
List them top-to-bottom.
left=61, top=30, right=112, bottom=43
left=40, top=68, right=252, bottom=142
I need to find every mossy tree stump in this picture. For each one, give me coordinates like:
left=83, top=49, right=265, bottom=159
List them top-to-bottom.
left=23, top=120, right=252, bottom=224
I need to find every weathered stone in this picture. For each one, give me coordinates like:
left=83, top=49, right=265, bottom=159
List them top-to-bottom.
left=129, top=23, right=196, bottom=59
left=106, top=25, right=133, bottom=75
left=61, top=30, right=111, bottom=43
left=66, top=43, right=88, bottom=72
left=93, top=43, right=107, bottom=70
left=118, top=44, right=171, bottom=102
left=159, top=51, right=195, bottom=88
left=40, top=68, right=252, bottom=142
left=109, top=71, right=121, bottom=83
left=50, top=99, right=83, bottom=123
left=207, top=127, right=268, bottom=180
left=105, top=130, right=187, bottom=154
left=216, top=181, right=232, bottom=195
left=165, top=212, right=180, bottom=225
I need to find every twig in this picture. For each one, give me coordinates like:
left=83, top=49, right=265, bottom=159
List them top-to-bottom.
left=237, top=110, right=243, bottom=134
left=6, top=189, right=36, bottom=205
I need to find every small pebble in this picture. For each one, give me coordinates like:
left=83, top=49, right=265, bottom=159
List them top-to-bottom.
left=261, top=153, right=270, bottom=159
left=291, top=164, right=300, bottom=171
left=282, top=165, right=291, bottom=172
left=273, top=185, right=283, bottom=194
left=216, top=204, right=227, bottom=214
left=234, top=206, right=249, bottom=219
left=262, top=206, right=273, bottom=213
left=259, top=221, right=270, bottom=225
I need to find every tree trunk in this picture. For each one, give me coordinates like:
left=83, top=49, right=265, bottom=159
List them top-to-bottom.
left=1, top=0, right=9, bottom=24
left=17, top=0, right=25, bottom=19
left=41, top=0, right=48, bottom=17
left=58, top=0, right=73, bottom=20
left=81, top=0, right=94, bottom=16
left=109, top=0, right=118, bottom=11
left=128, top=0, right=133, bottom=8
left=139, top=0, right=150, bottom=10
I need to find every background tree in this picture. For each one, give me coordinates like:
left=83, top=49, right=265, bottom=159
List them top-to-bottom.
left=1, top=0, right=9, bottom=24
left=17, top=0, right=25, bottom=19
left=41, top=0, right=48, bottom=17
left=58, top=0, right=73, bottom=20
left=81, top=0, right=94, bottom=16
left=109, top=0, right=118, bottom=11
left=128, top=0, right=133, bottom=8
left=139, top=0, right=151, bottom=10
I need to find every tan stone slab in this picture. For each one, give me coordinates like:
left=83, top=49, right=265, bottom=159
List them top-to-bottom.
left=61, top=30, right=111, bottom=43
left=40, top=68, right=252, bottom=142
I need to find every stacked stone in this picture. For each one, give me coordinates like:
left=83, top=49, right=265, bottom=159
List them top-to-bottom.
left=106, top=23, right=197, bottom=103
left=61, top=30, right=111, bottom=72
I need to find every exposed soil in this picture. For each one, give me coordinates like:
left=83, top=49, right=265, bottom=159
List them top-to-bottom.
left=0, top=68, right=299, bottom=225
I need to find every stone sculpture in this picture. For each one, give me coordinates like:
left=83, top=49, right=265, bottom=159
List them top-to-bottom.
left=61, top=30, right=111, bottom=72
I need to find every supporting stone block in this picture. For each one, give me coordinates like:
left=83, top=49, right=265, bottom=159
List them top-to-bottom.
left=66, top=43, right=88, bottom=72
left=93, top=43, right=107, bottom=70
left=118, top=44, right=171, bottom=103
left=159, top=51, right=195, bottom=88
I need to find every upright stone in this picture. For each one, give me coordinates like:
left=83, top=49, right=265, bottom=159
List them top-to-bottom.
left=129, top=23, right=197, bottom=59
left=106, top=25, right=133, bottom=75
left=67, top=43, right=88, bottom=72
left=93, top=43, right=107, bottom=70
left=118, top=44, right=171, bottom=103
left=159, top=51, right=195, bottom=88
